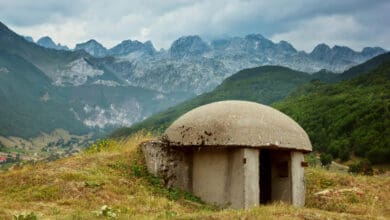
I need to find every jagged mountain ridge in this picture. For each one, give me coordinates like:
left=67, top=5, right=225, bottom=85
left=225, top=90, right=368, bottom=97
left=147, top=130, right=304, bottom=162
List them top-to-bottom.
left=24, top=25, right=386, bottom=94
left=34, top=33, right=385, bottom=75
left=35, top=33, right=386, bottom=66
left=73, top=34, right=386, bottom=94
left=74, top=39, right=156, bottom=57
left=74, top=39, right=108, bottom=58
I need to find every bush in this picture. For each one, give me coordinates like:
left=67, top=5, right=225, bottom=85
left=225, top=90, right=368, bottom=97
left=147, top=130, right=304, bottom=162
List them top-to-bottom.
left=84, top=139, right=114, bottom=153
left=366, top=147, right=390, bottom=164
left=306, top=153, right=318, bottom=167
left=320, top=153, right=333, bottom=169
left=348, top=159, right=373, bottom=175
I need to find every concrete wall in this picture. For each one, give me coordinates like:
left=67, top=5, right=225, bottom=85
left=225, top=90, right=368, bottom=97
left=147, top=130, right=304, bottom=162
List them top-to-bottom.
left=141, top=140, right=192, bottom=190
left=141, top=140, right=306, bottom=208
left=192, top=148, right=259, bottom=209
left=228, top=148, right=245, bottom=208
left=243, top=148, right=259, bottom=208
left=192, top=149, right=231, bottom=207
left=270, top=150, right=292, bottom=203
left=291, top=151, right=305, bottom=206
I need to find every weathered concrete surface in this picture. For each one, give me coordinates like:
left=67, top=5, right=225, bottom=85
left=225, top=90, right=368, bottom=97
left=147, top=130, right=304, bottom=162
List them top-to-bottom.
left=164, top=100, right=312, bottom=152
left=141, top=138, right=307, bottom=209
left=141, top=140, right=192, bottom=190
left=192, top=148, right=259, bottom=209
left=192, top=148, right=259, bottom=208
left=228, top=148, right=245, bottom=208
left=243, top=148, right=259, bottom=208
left=192, top=149, right=231, bottom=207
left=270, top=151, right=292, bottom=203
left=291, top=151, right=305, bottom=206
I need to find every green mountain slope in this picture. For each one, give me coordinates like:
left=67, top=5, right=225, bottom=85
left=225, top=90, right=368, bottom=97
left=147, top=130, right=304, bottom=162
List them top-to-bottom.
left=0, top=50, right=88, bottom=138
left=339, top=52, right=390, bottom=80
left=274, top=61, right=390, bottom=164
left=110, top=66, right=316, bottom=137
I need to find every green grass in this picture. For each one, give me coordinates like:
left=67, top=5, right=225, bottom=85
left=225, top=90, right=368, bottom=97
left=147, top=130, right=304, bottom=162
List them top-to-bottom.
left=0, top=133, right=388, bottom=219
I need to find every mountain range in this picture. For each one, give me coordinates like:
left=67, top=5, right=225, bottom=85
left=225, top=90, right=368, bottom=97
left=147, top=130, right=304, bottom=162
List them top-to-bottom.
left=0, top=20, right=388, bottom=161
left=0, top=22, right=190, bottom=160
left=26, top=32, right=386, bottom=95
left=31, top=35, right=386, bottom=72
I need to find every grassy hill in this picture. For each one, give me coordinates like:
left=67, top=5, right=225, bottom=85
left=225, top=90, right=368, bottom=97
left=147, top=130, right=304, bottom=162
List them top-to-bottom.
left=110, top=66, right=317, bottom=137
left=0, top=133, right=388, bottom=219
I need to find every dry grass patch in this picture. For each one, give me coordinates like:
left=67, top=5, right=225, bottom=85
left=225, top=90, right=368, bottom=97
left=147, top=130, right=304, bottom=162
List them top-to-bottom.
left=0, top=132, right=389, bottom=219
left=0, top=133, right=214, bottom=219
left=306, top=167, right=390, bottom=217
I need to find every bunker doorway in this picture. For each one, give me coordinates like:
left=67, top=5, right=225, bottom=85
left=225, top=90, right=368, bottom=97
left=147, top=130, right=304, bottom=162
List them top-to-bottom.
left=259, top=149, right=291, bottom=204
left=259, top=149, right=271, bottom=204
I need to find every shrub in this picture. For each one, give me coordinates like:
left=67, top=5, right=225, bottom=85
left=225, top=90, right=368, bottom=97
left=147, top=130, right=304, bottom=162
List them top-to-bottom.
left=84, top=139, right=116, bottom=153
left=306, top=153, right=318, bottom=167
left=320, top=153, right=333, bottom=169
left=348, top=159, right=373, bottom=175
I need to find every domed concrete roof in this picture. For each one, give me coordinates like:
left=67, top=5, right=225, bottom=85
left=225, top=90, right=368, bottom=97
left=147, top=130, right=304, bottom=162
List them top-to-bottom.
left=164, top=100, right=312, bottom=152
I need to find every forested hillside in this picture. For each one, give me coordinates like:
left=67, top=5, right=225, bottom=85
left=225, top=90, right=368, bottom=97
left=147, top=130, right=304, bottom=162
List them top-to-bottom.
left=112, top=53, right=390, bottom=164
left=274, top=60, right=390, bottom=163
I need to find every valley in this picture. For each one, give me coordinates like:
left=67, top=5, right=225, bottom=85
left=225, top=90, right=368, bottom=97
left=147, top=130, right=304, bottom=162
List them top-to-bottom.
left=0, top=20, right=388, bottom=169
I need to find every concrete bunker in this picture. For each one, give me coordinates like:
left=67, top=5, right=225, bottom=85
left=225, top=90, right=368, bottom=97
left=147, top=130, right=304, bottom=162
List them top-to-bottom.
left=141, top=100, right=312, bottom=209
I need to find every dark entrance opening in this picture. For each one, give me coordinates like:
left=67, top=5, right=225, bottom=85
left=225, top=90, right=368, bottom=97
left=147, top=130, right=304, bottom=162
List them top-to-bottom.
left=259, top=149, right=272, bottom=204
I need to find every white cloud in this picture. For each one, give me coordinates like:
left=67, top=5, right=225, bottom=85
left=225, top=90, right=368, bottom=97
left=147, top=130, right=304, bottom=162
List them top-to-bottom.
left=1, top=0, right=389, bottom=50
left=271, top=15, right=365, bottom=52
left=11, top=19, right=88, bottom=47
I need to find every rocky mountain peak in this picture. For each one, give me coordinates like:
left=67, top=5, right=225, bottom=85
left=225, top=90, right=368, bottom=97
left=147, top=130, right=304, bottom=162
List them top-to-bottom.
left=245, top=33, right=266, bottom=40
left=243, top=34, right=275, bottom=52
left=169, top=35, right=210, bottom=58
left=37, top=36, right=69, bottom=51
left=75, top=39, right=108, bottom=57
left=109, top=39, right=156, bottom=56
left=277, top=40, right=297, bottom=53
left=310, top=43, right=332, bottom=60
left=311, top=43, right=331, bottom=53
left=362, top=47, right=387, bottom=57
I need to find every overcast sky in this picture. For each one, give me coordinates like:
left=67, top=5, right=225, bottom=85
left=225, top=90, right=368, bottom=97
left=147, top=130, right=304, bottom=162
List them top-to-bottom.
left=0, top=0, right=389, bottom=52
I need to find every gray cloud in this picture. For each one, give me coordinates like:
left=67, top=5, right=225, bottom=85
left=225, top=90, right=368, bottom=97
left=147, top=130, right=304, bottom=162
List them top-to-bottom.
left=0, top=0, right=388, bottom=51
